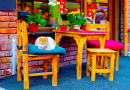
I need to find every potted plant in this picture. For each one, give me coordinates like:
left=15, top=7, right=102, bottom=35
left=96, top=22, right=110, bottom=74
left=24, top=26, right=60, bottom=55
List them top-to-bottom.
left=48, top=1, right=63, bottom=27
left=27, top=9, right=48, bottom=32
left=67, top=11, right=83, bottom=29
left=81, top=16, right=87, bottom=30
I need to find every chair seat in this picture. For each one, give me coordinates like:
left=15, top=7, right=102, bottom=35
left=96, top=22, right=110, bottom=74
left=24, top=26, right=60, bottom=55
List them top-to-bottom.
left=88, top=40, right=124, bottom=50
left=28, top=43, right=66, bottom=55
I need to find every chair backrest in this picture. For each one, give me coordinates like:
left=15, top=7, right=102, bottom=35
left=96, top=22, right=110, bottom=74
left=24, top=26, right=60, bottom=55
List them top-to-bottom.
left=17, top=20, right=28, bottom=53
left=87, top=22, right=110, bottom=40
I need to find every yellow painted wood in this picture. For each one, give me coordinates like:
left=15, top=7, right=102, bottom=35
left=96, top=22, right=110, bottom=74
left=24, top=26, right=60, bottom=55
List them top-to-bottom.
left=17, top=21, right=58, bottom=89
left=17, top=21, right=22, bottom=81
left=53, top=29, right=107, bottom=79
left=55, top=33, right=63, bottom=72
left=86, top=48, right=116, bottom=81
left=87, top=48, right=116, bottom=53
left=17, top=49, right=22, bottom=81
left=115, top=50, right=119, bottom=71
left=86, top=51, right=91, bottom=76
left=109, top=53, right=115, bottom=81
left=23, top=54, right=29, bottom=89
left=91, top=54, right=96, bottom=81
left=28, top=55, right=53, bottom=60
left=52, top=55, right=57, bottom=86
left=103, top=56, right=108, bottom=76
left=43, top=60, right=48, bottom=79
left=28, top=66, right=43, bottom=69
left=96, top=69, right=110, bottom=73
left=29, top=72, right=53, bottom=76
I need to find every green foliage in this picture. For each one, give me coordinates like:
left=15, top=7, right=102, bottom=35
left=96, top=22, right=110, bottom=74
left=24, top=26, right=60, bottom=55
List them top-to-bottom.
left=37, top=4, right=49, bottom=14
left=27, top=9, right=48, bottom=27
left=67, top=11, right=87, bottom=26
left=81, top=17, right=87, bottom=25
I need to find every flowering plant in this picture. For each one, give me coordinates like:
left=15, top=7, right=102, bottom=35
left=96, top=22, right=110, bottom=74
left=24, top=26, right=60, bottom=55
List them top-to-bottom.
left=48, top=1, right=62, bottom=24
left=27, top=9, right=49, bottom=27
left=67, top=11, right=86, bottom=26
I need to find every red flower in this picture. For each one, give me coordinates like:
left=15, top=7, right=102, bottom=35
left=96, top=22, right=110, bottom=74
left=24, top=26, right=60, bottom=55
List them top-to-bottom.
left=33, top=9, right=39, bottom=13
left=27, top=10, right=31, bottom=13
left=46, top=12, right=49, bottom=15
left=41, top=14, right=48, bottom=19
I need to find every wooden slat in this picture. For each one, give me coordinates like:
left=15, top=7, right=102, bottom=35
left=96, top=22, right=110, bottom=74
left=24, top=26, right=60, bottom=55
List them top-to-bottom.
left=87, top=22, right=110, bottom=40
left=90, top=24, right=107, bottom=28
left=87, top=48, right=116, bottom=53
left=28, top=55, right=53, bottom=60
left=28, top=66, right=43, bottom=69
left=96, top=69, right=110, bottom=73
left=29, top=72, right=53, bottom=76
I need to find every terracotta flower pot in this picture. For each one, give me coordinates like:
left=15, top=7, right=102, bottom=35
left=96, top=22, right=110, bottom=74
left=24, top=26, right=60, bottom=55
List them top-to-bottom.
left=29, top=24, right=38, bottom=32
left=81, top=24, right=87, bottom=30
left=59, top=25, right=66, bottom=30
left=73, top=25, right=80, bottom=29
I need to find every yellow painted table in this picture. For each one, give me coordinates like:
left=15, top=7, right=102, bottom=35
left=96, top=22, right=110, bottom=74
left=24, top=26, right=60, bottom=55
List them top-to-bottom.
left=53, top=30, right=108, bottom=79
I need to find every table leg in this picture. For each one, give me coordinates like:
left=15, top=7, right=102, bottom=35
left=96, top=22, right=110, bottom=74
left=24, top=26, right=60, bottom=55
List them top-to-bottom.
left=55, top=33, right=63, bottom=72
left=98, top=35, right=105, bottom=49
left=74, top=37, right=86, bottom=79
left=76, top=44, right=83, bottom=79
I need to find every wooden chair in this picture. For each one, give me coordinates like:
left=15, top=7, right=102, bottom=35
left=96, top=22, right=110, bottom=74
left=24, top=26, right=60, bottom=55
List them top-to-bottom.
left=17, top=21, right=66, bottom=89
left=87, top=22, right=124, bottom=71
left=86, top=48, right=116, bottom=81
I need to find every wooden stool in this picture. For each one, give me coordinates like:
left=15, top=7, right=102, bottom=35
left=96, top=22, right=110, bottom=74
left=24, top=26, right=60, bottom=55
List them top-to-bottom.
left=86, top=48, right=116, bottom=81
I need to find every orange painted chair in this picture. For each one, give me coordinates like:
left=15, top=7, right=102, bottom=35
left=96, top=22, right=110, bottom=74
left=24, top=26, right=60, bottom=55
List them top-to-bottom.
left=17, top=21, right=66, bottom=89
left=87, top=22, right=124, bottom=71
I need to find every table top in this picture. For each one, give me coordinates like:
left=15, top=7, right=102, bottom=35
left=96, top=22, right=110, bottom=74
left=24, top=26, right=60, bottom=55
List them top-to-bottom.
left=53, top=30, right=108, bottom=35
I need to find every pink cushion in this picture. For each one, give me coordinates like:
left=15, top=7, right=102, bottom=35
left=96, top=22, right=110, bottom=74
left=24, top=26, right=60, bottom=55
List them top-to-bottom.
left=88, top=40, right=124, bottom=50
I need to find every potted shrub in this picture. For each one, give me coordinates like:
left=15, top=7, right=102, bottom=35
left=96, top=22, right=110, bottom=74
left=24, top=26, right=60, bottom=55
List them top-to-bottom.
left=27, top=9, right=48, bottom=32
left=67, top=11, right=83, bottom=29
left=81, top=17, right=87, bottom=30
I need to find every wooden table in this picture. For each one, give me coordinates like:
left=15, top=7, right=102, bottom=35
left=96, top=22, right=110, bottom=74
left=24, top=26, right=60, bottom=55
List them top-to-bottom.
left=53, top=30, right=108, bottom=79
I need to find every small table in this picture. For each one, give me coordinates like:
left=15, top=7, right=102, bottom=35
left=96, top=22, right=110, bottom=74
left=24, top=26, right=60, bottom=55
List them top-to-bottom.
left=53, top=30, right=108, bottom=79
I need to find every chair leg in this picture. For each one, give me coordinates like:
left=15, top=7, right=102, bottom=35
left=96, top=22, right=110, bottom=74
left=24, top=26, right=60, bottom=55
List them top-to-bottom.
left=17, top=50, right=22, bottom=81
left=115, top=50, right=119, bottom=71
left=86, top=51, right=90, bottom=76
left=109, top=53, right=115, bottom=81
left=23, top=54, right=29, bottom=89
left=91, top=54, right=96, bottom=81
left=52, top=55, right=57, bottom=86
left=57, top=55, right=59, bottom=72
left=103, top=56, right=108, bottom=76
left=43, top=59, right=47, bottom=79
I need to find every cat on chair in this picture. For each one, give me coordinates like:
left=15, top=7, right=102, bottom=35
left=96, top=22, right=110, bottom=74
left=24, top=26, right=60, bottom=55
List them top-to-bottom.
left=35, top=36, right=56, bottom=50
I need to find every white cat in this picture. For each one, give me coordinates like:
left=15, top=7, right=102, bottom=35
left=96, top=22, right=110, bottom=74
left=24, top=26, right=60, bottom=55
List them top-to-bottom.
left=35, top=36, right=56, bottom=50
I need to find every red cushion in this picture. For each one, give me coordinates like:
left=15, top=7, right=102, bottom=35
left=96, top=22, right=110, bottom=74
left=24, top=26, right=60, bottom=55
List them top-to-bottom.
left=88, top=40, right=124, bottom=50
